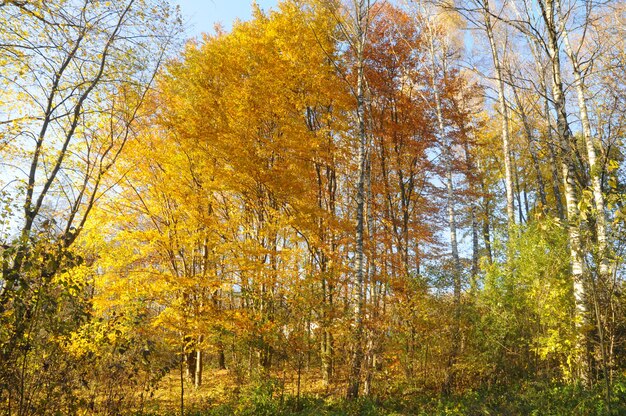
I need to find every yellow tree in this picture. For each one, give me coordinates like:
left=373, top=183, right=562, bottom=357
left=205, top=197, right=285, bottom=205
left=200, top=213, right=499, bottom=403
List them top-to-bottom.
left=85, top=0, right=353, bottom=396
left=0, top=1, right=180, bottom=413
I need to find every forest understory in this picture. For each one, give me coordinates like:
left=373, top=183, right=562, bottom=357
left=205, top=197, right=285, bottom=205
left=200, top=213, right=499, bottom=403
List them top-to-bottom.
left=80, top=365, right=626, bottom=415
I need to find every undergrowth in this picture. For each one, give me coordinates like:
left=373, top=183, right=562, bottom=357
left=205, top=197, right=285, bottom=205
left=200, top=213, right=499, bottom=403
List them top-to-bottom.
left=138, top=376, right=626, bottom=416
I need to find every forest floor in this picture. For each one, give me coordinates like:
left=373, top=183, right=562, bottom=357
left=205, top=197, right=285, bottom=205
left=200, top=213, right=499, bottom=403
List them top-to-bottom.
left=136, top=367, right=626, bottom=415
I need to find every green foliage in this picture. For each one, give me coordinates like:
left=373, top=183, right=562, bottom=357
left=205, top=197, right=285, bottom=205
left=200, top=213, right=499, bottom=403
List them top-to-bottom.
left=468, top=218, right=575, bottom=383
left=0, top=239, right=175, bottom=415
left=0, top=242, right=89, bottom=415
left=133, top=377, right=626, bottom=415
left=235, top=377, right=283, bottom=416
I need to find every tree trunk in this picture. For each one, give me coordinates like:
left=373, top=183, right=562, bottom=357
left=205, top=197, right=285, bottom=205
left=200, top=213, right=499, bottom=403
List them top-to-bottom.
left=347, top=0, right=369, bottom=400
left=481, top=0, right=515, bottom=231
left=539, top=0, right=587, bottom=381
left=559, top=10, right=611, bottom=406
left=559, top=14, right=609, bottom=279
left=428, top=30, right=461, bottom=393
left=509, top=71, right=548, bottom=210
left=543, top=95, right=566, bottom=220
left=363, top=156, right=376, bottom=397
left=513, top=156, right=525, bottom=224
left=481, top=169, right=493, bottom=265
left=469, top=176, right=479, bottom=280
left=321, top=251, right=334, bottom=388
left=180, top=343, right=185, bottom=416
left=218, top=343, right=226, bottom=370
left=194, top=349, right=202, bottom=388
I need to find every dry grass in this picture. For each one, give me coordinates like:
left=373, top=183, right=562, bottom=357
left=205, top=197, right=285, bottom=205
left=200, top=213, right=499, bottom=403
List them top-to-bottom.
left=142, top=365, right=349, bottom=414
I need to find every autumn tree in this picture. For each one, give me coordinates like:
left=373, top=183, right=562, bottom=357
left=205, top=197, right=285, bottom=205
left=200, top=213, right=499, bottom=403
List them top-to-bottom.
left=0, top=1, right=180, bottom=413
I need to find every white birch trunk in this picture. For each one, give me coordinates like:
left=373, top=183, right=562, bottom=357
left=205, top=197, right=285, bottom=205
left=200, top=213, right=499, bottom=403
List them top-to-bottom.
left=347, top=0, right=369, bottom=399
left=481, top=0, right=515, bottom=231
left=540, top=0, right=587, bottom=380
left=559, top=13, right=609, bottom=279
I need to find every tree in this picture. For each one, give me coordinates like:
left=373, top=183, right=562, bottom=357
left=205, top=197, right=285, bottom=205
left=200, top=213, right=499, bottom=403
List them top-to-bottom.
left=0, top=1, right=180, bottom=413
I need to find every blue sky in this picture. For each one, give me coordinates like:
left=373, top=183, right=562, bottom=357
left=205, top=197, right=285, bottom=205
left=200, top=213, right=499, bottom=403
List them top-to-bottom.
left=172, top=0, right=279, bottom=38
